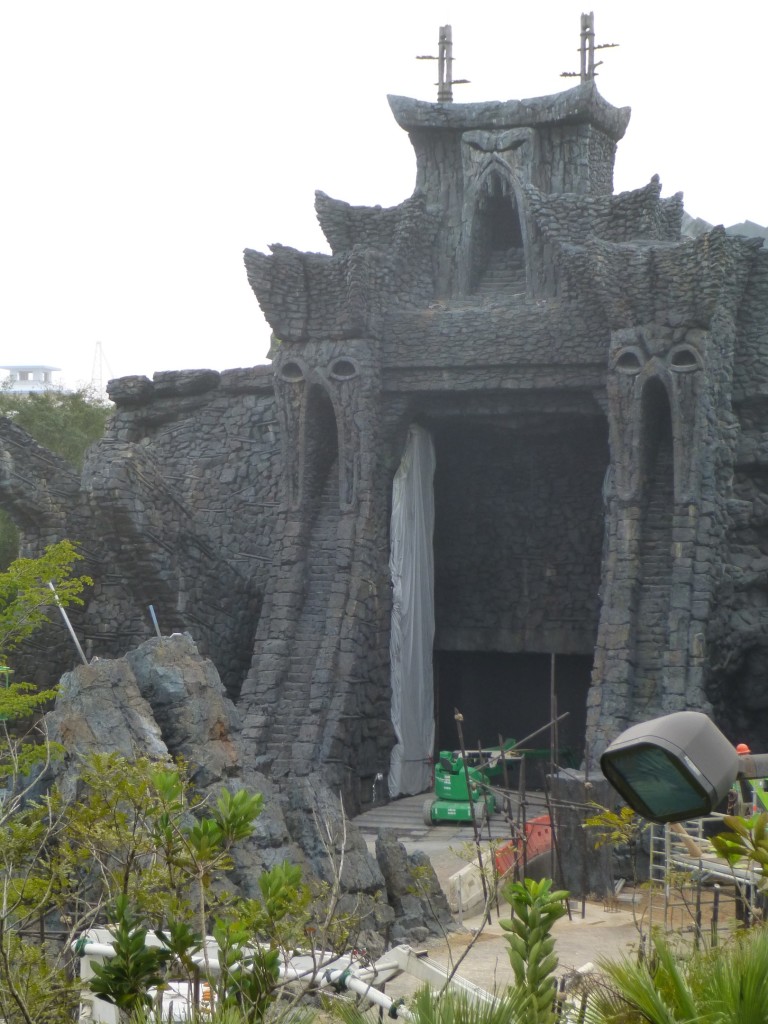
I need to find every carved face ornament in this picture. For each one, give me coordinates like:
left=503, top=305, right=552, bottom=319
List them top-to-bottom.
left=612, top=343, right=703, bottom=379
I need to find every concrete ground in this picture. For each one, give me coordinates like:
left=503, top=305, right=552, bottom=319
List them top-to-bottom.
left=354, top=794, right=643, bottom=999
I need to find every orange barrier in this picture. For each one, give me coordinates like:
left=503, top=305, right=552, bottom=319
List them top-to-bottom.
left=494, top=815, right=551, bottom=877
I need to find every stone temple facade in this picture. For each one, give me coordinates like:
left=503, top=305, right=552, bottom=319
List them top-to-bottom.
left=3, top=77, right=768, bottom=812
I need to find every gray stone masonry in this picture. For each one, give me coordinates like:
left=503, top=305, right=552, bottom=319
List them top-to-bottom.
left=3, top=73, right=768, bottom=818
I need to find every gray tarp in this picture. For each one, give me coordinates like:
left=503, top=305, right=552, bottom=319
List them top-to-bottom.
left=388, top=425, right=435, bottom=797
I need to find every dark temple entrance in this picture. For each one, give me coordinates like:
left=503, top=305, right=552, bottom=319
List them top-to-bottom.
left=430, top=411, right=607, bottom=766
left=434, top=651, right=592, bottom=766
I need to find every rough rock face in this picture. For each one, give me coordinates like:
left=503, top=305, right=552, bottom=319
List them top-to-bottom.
left=45, top=634, right=407, bottom=954
left=47, top=634, right=292, bottom=855
left=125, top=634, right=244, bottom=786
left=48, top=656, right=167, bottom=768
left=375, top=830, right=456, bottom=944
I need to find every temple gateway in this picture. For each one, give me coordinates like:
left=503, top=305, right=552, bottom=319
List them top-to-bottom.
left=4, top=38, right=768, bottom=813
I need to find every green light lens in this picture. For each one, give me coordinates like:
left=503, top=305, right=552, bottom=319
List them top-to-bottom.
left=602, top=743, right=710, bottom=822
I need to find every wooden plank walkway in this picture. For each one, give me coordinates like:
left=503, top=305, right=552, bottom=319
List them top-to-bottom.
left=353, top=791, right=549, bottom=842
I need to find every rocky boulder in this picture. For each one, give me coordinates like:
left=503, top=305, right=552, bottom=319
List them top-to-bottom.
left=125, top=633, right=243, bottom=786
left=45, top=634, right=403, bottom=953
left=375, top=829, right=456, bottom=944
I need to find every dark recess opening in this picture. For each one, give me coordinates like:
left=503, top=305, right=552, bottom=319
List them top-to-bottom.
left=470, top=172, right=524, bottom=292
left=486, top=189, right=523, bottom=251
left=303, top=385, right=339, bottom=508
left=428, top=413, right=607, bottom=774
left=434, top=651, right=591, bottom=775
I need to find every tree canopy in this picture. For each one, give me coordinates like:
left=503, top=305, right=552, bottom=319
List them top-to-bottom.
left=0, top=385, right=112, bottom=469
left=0, top=386, right=112, bottom=567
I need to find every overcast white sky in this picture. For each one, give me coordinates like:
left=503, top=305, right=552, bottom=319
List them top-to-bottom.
left=1, top=1, right=765, bottom=393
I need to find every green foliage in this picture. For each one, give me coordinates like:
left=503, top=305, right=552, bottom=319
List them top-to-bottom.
left=0, top=386, right=112, bottom=471
left=0, top=386, right=111, bottom=568
left=0, top=539, right=91, bottom=657
left=0, top=541, right=91, bottom=783
left=6, top=545, right=332, bottom=1024
left=0, top=549, right=346, bottom=1024
left=0, top=676, right=64, bottom=783
left=0, top=679, right=62, bottom=780
left=0, top=681, right=55, bottom=723
left=0, top=748, right=319, bottom=1023
left=60, top=755, right=197, bottom=916
left=51, top=756, right=278, bottom=929
left=215, top=789, right=265, bottom=845
left=584, top=803, right=646, bottom=850
left=710, top=811, right=768, bottom=879
left=256, top=861, right=307, bottom=934
left=500, top=878, right=569, bottom=1024
left=89, top=896, right=170, bottom=1014
left=154, top=918, right=202, bottom=979
left=213, top=919, right=281, bottom=1024
left=587, top=928, right=768, bottom=1023
left=0, top=931, right=79, bottom=1024
left=332, top=985, right=530, bottom=1024
left=412, top=986, right=530, bottom=1024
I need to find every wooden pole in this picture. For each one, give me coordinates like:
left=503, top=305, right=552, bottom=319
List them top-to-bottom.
left=549, top=653, right=557, bottom=779
left=455, top=709, right=490, bottom=920
left=499, top=732, right=512, bottom=825
left=518, top=754, right=527, bottom=882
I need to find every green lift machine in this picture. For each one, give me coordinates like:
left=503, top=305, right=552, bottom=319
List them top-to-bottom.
left=423, top=741, right=559, bottom=825
left=423, top=744, right=527, bottom=825
left=423, top=750, right=495, bottom=825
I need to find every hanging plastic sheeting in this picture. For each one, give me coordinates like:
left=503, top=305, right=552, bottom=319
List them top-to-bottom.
left=389, top=425, right=436, bottom=797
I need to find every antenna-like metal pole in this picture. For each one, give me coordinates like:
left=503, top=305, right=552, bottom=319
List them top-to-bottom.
left=562, top=12, right=618, bottom=81
left=580, top=12, right=594, bottom=83
left=416, top=24, right=468, bottom=102
left=438, top=25, right=452, bottom=102
left=48, top=582, right=88, bottom=665
left=148, top=604, right=162, bottom=638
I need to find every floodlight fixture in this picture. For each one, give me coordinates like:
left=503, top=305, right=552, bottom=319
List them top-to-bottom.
left=600, top=711, right=768, bottom=824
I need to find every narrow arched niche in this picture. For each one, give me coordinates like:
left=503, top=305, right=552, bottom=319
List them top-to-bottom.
left=469, top=170, right=525, bottom=294
left=634, top=378, right=674, bottom=704
left=640, top=378, right=673, bottom=489
left=302, top=384, right=339, bottom=511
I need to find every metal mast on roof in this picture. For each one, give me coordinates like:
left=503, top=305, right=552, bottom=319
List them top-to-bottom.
left=561, top=12, right=618, bottom=82
left=416, top=25, right=469, bottom=102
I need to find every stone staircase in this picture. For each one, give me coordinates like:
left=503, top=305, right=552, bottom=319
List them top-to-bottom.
left=474, top=247, right=526, bottom=297
left=634, top=439, right=674, bottom=696
left=266, top=458, right=341, bottom=771
left=353, top=791, right=548, bottom=839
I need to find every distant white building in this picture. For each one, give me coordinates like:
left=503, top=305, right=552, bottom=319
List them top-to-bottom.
left=1, top=365, right=62, bottom=394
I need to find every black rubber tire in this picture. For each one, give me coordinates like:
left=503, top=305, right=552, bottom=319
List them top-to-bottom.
left=423, top=799, right=435, bottom=826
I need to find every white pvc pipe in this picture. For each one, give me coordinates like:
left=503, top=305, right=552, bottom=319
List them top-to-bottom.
left=75, top=943, right=412, bottom=1019
left=77, top=943, right=116, bottom=958
left=309, top=962, right=411, bottom=1019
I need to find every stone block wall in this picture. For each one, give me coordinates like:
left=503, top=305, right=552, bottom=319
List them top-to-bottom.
left=6, top=73, right=768, bottom=812
left=525, top=176, right=683, bottom=246
left=706, top=249, right=768, bottom=741
left=3, top=367, right=283, bottom=699
left=432, top=416, right=606, bottom=656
